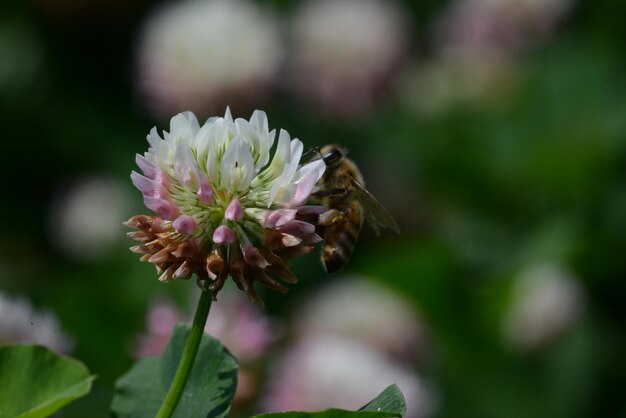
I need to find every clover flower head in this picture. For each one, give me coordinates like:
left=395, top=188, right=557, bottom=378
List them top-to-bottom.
left=126, top=108, right=326, bottom=302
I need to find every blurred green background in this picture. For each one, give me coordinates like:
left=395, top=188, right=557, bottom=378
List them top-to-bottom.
left=1, top=0, right=625, bottom=416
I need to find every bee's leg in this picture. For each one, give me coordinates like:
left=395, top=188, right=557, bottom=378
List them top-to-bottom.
left=312, top=188, right=345, bottom=198
left=318, top=209, right=344, bottom=226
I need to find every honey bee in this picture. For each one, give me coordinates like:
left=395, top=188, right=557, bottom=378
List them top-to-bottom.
left=313, top=144, right=400, bottom=273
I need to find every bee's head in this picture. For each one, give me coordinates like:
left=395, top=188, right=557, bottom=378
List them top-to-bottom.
left=320, top=144, right=347, bottom=167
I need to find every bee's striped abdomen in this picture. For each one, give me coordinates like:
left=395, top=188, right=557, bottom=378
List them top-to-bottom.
left=322, top=203, right=362, bottom=273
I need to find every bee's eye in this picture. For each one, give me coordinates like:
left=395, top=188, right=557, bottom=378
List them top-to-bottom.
left=323, top=149, right=342, bottom=165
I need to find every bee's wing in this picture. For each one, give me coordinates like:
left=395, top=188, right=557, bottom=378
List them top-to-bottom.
left=350, top=178, right=400, bottom=236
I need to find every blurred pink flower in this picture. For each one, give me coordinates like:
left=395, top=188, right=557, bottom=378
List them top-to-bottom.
left=288, top=0, right=409, bottom=118
left=401, top=0, right=573, bottom=115
left=432, top=0, right=574, bottom=57
left=261, top=277, right=435, bottom=417
left=295, top=277, right=428, bottom=362
left=135, top=291, right=278, bottom=362
left=205, top=292, right=278, bottom=362
left=134, top=298, right=181, bottom=358
left=262, top=336, right=435, bottom=418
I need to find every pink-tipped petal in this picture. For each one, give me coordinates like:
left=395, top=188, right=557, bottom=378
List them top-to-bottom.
left=135, top=154, right=159, bottom=179
left=285, top=159, right=326, bottom=208
left=131, top=171, right=164, bottom=198
left=197, top=174, right=213, bottom=204
left=286, top=174, right=318, bottom=208
left=144, top=196, right=179, bottom=220
left=225, top=196, right=244, bottom=221
left=297, top=205, right=327, bottom=215
left=263, top=209, right=297, bottom=228
left=173, top=214, right=197, bottom=235
left=278, top=220, right=316, bottom=236
left=213, top=225, right=235, bottom=245
left=304, top=233, right=323, bottom=244
left=243, top=244, right=269, bottom=269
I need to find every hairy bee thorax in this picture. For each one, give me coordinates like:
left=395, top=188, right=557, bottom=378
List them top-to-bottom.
left=313, top=143, right=399, bottom=273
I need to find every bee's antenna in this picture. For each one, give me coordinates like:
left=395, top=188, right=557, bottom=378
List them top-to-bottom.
left=302, top=146, right=322, bottom=160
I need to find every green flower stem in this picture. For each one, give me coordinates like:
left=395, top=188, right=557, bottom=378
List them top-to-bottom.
left=156, top=289, right=212, bottom=418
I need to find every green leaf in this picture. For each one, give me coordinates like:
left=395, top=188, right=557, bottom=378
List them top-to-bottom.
left=111, top=324, right=238, bottom=418
left=0, top=344, right=94, bottom=418
left=252, top=385, right=406, bottom=418
left=359, top=385, right=407, bottom=415
left=252, top=410, right=399, bottom=418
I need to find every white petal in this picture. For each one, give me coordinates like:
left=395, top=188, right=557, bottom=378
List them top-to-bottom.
left=224, top=106, right=233, bottom=122
left=250, top=109, right=269, bottom=134
left=251, top=110, right=274, bottom=168
left=169, top=112, right=199, bottom=143
left=235, top=118, right=261, bottom=168
left=192, top=122, right=214, bottom=171
left=206, top=123, right=232, bottom=187
left=147, top=127, right=163, bottom=150
left=147, top=127, right=171, bottom=163
left=251, top=128, right=291, bottom=188
left=262, top=129, right=277, bottom=167
left=220, top=136, right=255, bottom=192
left=265, top=137, right=304, bottom=206
left=290, top=137, right=304, bottom=166
left=277, top=139, right=302, bottom=184
left=207, top=141, right=220, bottom=187
left=173, top=143, right=197, bottom=189
left=294, top=158, right=326, bottom=184
left=269, top=182, right=296, bottom=207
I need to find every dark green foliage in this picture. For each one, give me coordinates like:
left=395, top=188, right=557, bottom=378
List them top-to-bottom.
left=111, top=324, right=238, bottom=418
left=0, top=345, right=94, bottom=417
left=252, top=385, right=406, bottom=418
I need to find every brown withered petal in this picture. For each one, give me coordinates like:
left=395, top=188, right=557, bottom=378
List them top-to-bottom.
left=127, top=231, right=152, bottom=243
left=281, top=234, right=303, bottom=247
left=171, top=241, right=198, bottom=258
left=275, top=244, right=316, bottom=260
left=130, top=245, right=151, bottom=254
left=148, top=247, right=176, bottom=264
left=204, top=250, right=230, bottom=299
left=229, top=251, right=248, bottom=292
left=173, top=260, right=192, bottom=279
left=159, top=264, right=179, bottom=282
left=266, top=264, right=298, bottom=284
left=251, top=269, right=288, bottom=294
